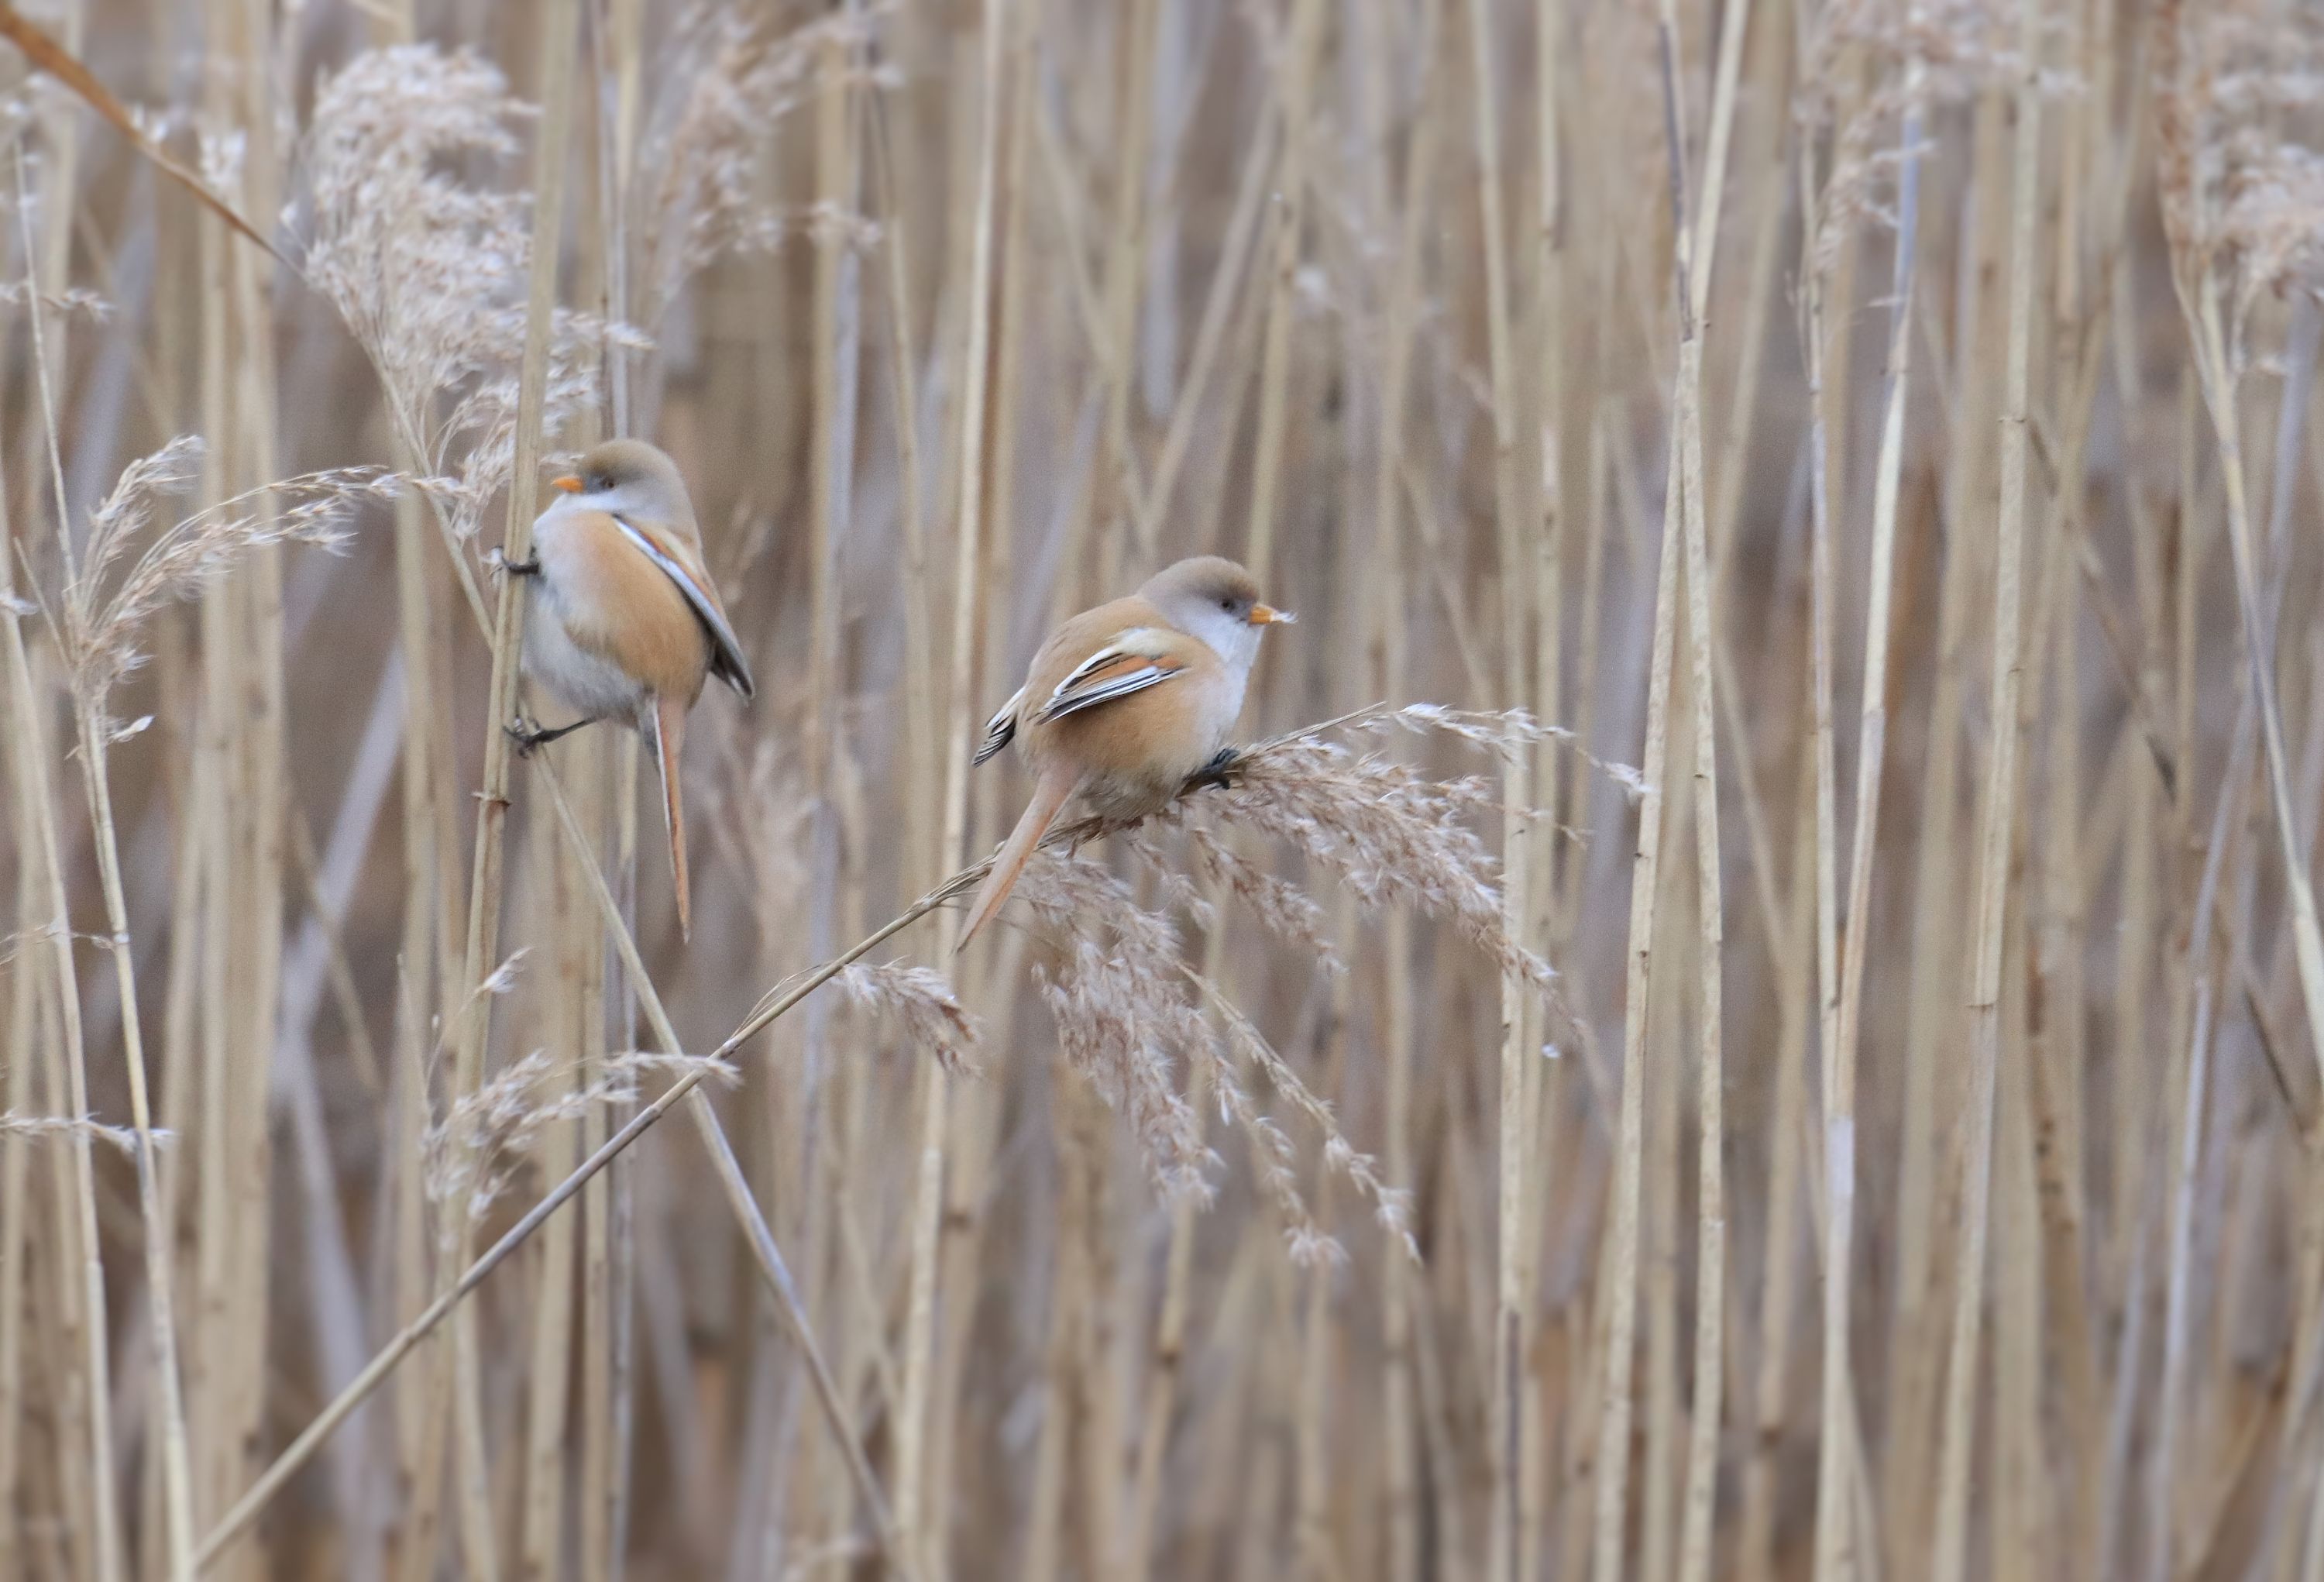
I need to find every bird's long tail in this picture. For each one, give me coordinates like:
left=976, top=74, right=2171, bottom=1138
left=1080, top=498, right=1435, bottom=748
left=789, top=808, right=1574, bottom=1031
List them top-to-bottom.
left=648, top=696, right=692, bottom=941
left=957, top=764, right=1077, bottom=949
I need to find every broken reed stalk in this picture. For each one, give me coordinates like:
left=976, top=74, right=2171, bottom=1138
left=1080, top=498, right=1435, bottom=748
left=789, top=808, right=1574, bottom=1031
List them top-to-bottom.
left=1930, top=4, right=2041, bottom=1578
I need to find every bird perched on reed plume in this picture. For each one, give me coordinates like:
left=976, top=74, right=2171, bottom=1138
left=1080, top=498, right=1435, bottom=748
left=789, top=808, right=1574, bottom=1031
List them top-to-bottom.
left=502, top=438, right=752, bottom=939
left=961, top=555, right=1291, bottom=946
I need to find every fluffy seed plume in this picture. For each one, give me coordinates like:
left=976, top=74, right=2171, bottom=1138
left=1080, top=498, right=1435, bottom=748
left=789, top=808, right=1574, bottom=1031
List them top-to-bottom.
left=2156, top=0, right=2324, bottom=329
left=635, top=5, right=887, bottom=315
left=290, top=46, right=637, bottom=542
left=63, top=438, right=399, bottom=707
left=985, top=703, right=1598, bottom=1219
left=1016, top=850, right=1215, bottom=1197
left=838, top=961, right=982, bottom=1074
left=422, top=1049, right=644, bottom=1221
left=0, top=1111, right=153, bottom=1155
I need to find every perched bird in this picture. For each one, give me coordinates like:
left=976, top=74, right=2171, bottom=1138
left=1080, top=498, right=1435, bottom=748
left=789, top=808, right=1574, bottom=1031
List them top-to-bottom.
left=502, top=438, right=753, bottom=939
left=959, top=555, right=1291, bottom=947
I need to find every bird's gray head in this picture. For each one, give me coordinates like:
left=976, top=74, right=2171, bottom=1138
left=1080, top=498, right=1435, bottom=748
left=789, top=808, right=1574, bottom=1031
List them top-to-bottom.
left=551, top=438, right=695, bottom=528
left=1137, top=555, right=1293, bottom=671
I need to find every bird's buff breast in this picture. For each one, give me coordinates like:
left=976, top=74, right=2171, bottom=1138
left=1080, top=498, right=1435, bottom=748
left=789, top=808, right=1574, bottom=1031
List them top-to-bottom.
left=1035, top=667, right=1245, bottom=822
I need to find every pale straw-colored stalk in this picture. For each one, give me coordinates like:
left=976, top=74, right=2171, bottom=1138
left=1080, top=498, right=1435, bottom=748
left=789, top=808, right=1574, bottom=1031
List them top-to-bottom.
left=893, top=0, right=1006, bottom=1566
left=1459, top=0, right=1532, bottom=1570
left=1930, top=2, right=2042, bottom=1575
left=19, top=141, right=196, bottom=1582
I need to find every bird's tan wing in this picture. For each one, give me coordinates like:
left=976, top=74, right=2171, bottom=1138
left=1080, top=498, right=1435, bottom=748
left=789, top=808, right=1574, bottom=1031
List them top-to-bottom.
left=611, top=513, right=755, bottom=699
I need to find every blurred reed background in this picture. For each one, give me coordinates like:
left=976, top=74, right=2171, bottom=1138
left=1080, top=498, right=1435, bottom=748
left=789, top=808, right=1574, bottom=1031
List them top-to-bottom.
left=2, top=0, right=2323, bottom=1578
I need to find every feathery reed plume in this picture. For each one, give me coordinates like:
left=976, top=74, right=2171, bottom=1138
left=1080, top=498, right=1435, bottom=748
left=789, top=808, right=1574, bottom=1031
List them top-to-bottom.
left=1799, top=0, right=2061, bottom=281
left=2156, top=1, right=2324, bottom=328
left=634, top=3, right=888, bottom=317
left=290, top=46, right=634, bottom=544
left=57, top=437, right=397, bottom=713
left=989, top=705, right=1618, bottom=1211
left=1181, top=708, right=1578, bottom=1005
left=1019, top=851, right=1216, bottom=1196
left=839, top=961, right=982, bottom=1075
left=1204, top=986, right=1418, bottom=1264
left=423, top=1048, right=649, bottom=1223
left=0, top=1113, right=151, bottom=1154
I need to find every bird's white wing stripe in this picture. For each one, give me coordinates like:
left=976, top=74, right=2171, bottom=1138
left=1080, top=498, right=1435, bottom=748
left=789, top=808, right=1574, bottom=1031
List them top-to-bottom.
left=1046, top=629, right=1173, bottom=706
left=1040, top=667, right=1171, bottom=721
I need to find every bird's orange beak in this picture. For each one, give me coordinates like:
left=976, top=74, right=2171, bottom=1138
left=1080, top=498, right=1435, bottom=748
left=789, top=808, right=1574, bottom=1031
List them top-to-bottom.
left=550, top=474, right=584, bottom=494
left=1248, top=603, right=1294, bottom=625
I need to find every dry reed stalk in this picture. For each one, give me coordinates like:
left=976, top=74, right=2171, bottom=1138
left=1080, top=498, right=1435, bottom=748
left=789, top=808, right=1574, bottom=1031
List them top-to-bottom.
left=1092, top=0, right=1157, bottom=590
left=1243, top=0, right=1321, bottom=584
left=1457, top=0, right=1531, bottom=1570
left=1645, top=1, right=1751, bottom=1574
left=893, top=2, right=1006, bottom=1567
left=1930, top=2, right=2043, bottom=1575
left=407, top=8, right=576, bottom=1579
left=1367, top=10, right=1435, bottom=1577
left=1792, top=17, right=1848, bottom=1573
left=2161, top=32, right=2324, bottom=1126
left=1819, top=64, right=1925, bottom=1582
left=11, top=68, right=125, bottom=1582
left=17, top=146, right=198, bottom=1582
left=1592, top=258, right=1683, bottom=1582
left=0, top=429, right=119, bottom=1582
left=1738, top=706, right=1817, bottom=1582
left=531, top=761, right=923, bottom=1576
left=514, top=769, right=584, bottom=1582
left=1641, top=795, right=1685, bottom=1582
left=0, top=800, right=27, bottom=1582
left=1020, top=1046, right=1090, bottom=1582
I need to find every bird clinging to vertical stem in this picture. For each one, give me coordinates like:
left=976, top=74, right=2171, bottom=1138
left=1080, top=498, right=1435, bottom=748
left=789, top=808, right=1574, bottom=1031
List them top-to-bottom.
left=503, top=438, right=753, bottom=940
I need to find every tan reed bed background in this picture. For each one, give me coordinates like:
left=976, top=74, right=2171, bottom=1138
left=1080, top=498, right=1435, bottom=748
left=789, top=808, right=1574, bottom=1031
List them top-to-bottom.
left=2, top=0, right=2323, bottom=1577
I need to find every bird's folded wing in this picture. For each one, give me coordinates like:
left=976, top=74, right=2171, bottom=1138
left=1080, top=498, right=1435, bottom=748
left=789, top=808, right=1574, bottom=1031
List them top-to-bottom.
left=611, top=514, right=756, bottom=697
left=1037, top=628, right=1187, bottom=723
left=974, top=686, right=1026, bottom=765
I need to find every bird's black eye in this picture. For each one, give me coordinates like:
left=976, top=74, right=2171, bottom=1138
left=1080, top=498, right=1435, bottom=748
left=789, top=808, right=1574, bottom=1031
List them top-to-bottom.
left=1221, top=597, right=1236, bottom=611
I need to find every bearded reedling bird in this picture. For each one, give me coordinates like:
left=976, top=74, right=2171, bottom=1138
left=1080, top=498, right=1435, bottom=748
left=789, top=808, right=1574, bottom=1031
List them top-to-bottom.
left=501, top=438, right=753, bottom=940
left=959, top=555, right=1292, bottom=947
